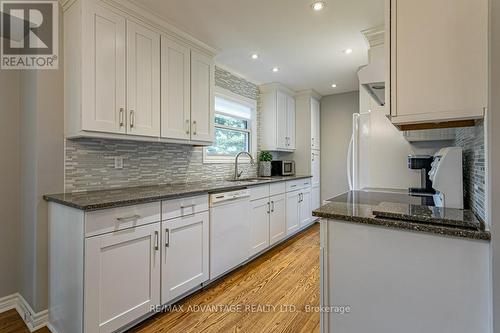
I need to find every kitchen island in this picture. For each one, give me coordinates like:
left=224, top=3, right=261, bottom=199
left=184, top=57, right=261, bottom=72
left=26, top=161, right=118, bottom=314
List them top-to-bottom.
left=314, top=189, right=491, bottom=333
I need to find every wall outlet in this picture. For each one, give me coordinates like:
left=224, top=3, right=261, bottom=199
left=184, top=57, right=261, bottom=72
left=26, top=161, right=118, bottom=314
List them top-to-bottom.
left=114, top=156, right=124, bottom=169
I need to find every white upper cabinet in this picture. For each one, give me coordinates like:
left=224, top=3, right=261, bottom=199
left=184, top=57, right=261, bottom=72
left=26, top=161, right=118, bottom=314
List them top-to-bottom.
left=64, top=0, right=216, bottom=143
left=389, top=0, right=488, bottom=126
left=81, top=1, right=126, bottom=134
left=126, top=21, right=161, bottom=137
left=161, top=36, right=191, bottom=141
left=190, top=50, right=215, bottom=143
left=260, top=83, right=296, bottom=151
left=276, top=91, right=288, bottom=150
left=286, top=95, right=296, bottom=150
left=311, top=98, right=320, bottom=149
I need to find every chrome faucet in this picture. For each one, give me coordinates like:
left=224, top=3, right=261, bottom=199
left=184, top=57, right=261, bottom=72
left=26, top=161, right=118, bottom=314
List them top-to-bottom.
left=234, top=151, right=255, bottom=180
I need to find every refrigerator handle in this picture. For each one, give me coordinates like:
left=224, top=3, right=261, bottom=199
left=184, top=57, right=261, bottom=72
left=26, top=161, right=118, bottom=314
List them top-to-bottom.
left=347, top=134, right=354, bottom=191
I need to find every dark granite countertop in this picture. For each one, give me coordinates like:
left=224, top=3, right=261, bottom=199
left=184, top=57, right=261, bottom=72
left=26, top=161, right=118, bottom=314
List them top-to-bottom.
left=44, top=175, right=312, bottom=211
left=313, top=190, right=490, bottom=241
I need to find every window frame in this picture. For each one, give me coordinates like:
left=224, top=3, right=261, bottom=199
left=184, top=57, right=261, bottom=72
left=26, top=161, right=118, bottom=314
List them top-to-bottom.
left=203, top=87, right=257, bottom=164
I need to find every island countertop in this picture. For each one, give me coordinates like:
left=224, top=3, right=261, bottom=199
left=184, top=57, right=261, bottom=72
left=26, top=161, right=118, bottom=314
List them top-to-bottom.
left=44, top=175, right=312, bottom=211
left=313, top=189, right=490, bottom=241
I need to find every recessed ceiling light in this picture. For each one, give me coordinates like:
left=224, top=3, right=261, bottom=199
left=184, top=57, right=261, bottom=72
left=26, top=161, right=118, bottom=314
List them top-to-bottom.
left=311, top=1, right=326, bottom=11
left=343, top=48, right=353, bottom=54
left=251, top=54, right=259, bottom=60
left=272, top=67, right=279, bottom=72
left=331, top=84, right=337, bottom=88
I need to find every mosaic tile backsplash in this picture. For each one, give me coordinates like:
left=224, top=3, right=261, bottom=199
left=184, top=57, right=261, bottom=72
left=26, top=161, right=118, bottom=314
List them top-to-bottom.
left=65, top=67, right=260, bottom=192
left=454, top=120, right=486, bottom=221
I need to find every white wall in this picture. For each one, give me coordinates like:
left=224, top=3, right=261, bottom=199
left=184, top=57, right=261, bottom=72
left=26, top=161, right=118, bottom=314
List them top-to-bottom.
left=490, top=0, right=500, bottom=329
left=0, top=61, right=20, bottom=298
left=320, top=91, right=359, bottom=200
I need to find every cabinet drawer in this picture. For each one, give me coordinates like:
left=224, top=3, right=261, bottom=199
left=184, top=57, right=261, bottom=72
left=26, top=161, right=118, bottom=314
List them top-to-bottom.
left=286, top=178, right=311, bottom=192
left=270, top=182, right=286, bottom=196
left=250, top=185, right=270, bottom=201
left=162, top=195, right=209, bottom=220
left=85, top=202, right=161, bottom=237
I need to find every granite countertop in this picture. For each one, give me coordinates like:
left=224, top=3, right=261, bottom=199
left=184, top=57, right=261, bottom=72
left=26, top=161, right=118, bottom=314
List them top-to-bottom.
left=43, top=175, right=311, bottom=211
left=313, top=189, right=490, bottom=241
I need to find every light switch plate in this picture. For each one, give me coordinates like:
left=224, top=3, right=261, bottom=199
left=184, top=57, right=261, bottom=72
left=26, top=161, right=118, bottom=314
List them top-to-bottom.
left=114, top=156, right=123, bottom=169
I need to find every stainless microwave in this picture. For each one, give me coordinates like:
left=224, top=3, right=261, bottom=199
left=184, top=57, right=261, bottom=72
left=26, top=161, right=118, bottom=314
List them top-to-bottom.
left=271, top=160, right=295, bottom=176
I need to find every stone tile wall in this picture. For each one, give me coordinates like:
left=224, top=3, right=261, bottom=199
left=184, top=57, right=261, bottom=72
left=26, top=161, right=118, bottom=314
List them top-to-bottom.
left=454, top=120, right=486, bottom=221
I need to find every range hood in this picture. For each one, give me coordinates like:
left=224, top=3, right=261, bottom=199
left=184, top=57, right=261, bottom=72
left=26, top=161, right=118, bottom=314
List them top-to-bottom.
left=358, top=58, right=385, bottom=107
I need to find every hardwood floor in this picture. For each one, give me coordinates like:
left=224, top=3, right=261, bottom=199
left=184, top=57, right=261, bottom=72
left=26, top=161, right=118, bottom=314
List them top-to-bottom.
left=0, top=223, right=320, bottom=333
left=129, top=223, right=320, bottom=333
left=0, top=310, right=50, bottom=333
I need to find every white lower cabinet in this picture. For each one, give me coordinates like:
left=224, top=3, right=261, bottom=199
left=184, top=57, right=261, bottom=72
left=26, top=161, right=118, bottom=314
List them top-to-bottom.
left=286, top=185, right=313, bottom=235
left=312, top=185, right=321, bottom=211
left=299, top=187, right=312, bottom=227
left=286, top=190, right=301, bottom=235
left=269, top=194, right=286, bottom=245
left=250, top=197, right=271, bottom=256
left=161, top=211, right=209, bottom=304
left=84, top=222, right=161, bottom=333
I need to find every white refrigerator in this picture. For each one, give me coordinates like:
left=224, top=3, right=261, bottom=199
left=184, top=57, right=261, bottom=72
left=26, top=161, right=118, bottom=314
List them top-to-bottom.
left=347, top=87, right=440, bottom=191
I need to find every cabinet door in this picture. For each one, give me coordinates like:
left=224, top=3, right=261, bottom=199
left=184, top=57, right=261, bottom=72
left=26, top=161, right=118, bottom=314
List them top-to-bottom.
left=391, top=0, right=487, bottom=123
left=82, top=2, right=126, bottom=134
left=126, top=21, right=161, bottom=137
left=161, top=36, right=191, bottom=140
left=191, top=51, right=215, bottom=142
left=276, top=91, right=288, bottom=150
left=286, top=95, right=296, bottom=150
left=311, top=98, right=320, bottom=149
left=312, top=150, right=321, bottom=187
left=312, top=185, right=321, bottom=211
left=299, top=188, right=312, bottom=227
left=286, top=190, right=300, bottom=235
left=269, top=194, right=286, bottom=245
left=250, top=198, right=270, bottom=256
left=162, top=212, right=209, bottom=304
left=85, top=223, right=161, bottom=333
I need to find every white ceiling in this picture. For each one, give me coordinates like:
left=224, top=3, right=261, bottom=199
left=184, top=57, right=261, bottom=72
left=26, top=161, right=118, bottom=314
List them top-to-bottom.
left=136, top=0, right=385, bottom=96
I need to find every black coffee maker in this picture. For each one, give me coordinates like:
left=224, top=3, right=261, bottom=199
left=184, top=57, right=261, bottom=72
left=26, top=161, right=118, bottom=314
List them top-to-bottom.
left=407, top=155, right=435, bottom=195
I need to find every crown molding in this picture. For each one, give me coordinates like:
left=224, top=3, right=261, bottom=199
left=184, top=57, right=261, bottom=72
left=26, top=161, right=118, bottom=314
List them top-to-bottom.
left=361, top=25, right=385, bottom=48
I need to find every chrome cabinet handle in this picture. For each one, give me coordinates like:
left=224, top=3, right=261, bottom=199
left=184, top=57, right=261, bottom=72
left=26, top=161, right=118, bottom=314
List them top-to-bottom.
left=119, top=108, right=124, bottom=127
left=130, top=110, right=135, bottom=129
left=185, top=119, right=190, bottom=134
left=192, top=120, right=197, bottom=135
left=312, top=153, right=315, bottom=161
left=271, top=201, right=275, bottom=212
left=267, top=202, right=270, bottom=214
left=180, top=204, right=196, bottom=209
left=116, top=214, right=141, bottom=222
left=165, top=228, right=170, bottom=248
left=154, top=231, right=159, bottom=251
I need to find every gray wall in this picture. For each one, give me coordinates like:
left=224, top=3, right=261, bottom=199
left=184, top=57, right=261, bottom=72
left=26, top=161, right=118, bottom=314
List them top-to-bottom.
left=490, top=0, right=500, bottom=329
left=16, top=13, right=65, bottom=312
left=0, top=64, right=20, bottom=299
left=65, top=66, right=260, bottom=192
left=320, top=91, right=359, bottom=200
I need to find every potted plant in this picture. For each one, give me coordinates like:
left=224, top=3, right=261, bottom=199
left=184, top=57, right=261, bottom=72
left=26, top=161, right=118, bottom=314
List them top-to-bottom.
left=259, top=151, right=273, bottom=177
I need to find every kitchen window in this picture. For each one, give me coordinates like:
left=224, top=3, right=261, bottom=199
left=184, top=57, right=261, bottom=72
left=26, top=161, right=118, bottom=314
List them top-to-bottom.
left=204, top=88, right=257, bottom=163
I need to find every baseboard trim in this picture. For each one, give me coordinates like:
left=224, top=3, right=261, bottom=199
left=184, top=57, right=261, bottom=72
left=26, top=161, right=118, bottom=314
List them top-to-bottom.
left=0, top=293, right=49, bottom=332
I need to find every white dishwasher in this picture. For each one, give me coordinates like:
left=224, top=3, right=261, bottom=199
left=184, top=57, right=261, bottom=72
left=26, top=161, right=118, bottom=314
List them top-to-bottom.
left=209, top=189, right=251, bottom=280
